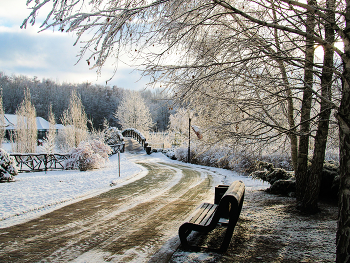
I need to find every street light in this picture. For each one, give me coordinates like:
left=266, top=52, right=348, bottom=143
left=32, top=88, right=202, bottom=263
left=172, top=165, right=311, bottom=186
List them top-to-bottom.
left=188, top=116, right=203, bottom=163
left=188, top=118, right=191, bottom=163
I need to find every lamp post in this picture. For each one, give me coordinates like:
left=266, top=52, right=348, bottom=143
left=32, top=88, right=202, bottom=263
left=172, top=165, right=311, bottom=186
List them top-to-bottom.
left=188, top=117, right=191, bottom=163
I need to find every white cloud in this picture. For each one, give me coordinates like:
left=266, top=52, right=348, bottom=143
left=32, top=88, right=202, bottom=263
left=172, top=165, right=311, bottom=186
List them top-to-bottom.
left=0, top=0, right=149, bottom=90
left=0, top=0, right=30, bottom=23
left=0, top=0, right=55, bottom=28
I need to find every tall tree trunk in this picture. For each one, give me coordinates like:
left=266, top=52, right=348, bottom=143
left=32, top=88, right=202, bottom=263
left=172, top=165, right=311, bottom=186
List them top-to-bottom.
left=295, top=0, right=316, bottom=209
left=304, top=0, right=335, bottom=212
left=336, top=2, right=350, bottom=262
left=272, top=8, right=298, bottom=171
left=337, top=58, right=350, bottom=263
left=277, top=60, right=298, bottom=170
left=336, top=81, right=350, bottom=263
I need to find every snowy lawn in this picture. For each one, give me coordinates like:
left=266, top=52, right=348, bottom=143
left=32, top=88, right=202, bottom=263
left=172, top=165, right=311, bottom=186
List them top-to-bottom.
left=0, top=152, right=145, bottom=228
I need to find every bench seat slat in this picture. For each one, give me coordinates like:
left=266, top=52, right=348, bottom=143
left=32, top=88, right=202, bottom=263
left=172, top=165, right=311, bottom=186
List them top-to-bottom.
left=187, top=203, right=210, bottom=223
left=188, top=203, right=214, bottom=223
left=189, top=203, right=217, bottom=226
left=200, top=205, right=217, bottom=226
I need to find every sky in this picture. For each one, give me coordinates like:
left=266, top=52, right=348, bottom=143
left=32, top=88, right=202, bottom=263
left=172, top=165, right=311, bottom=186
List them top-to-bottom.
left=0, top=0, right=150, bottom=90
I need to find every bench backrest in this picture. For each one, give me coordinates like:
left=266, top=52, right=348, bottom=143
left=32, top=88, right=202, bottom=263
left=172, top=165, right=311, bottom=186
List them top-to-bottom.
left=215, top=180, right=245, bottom=224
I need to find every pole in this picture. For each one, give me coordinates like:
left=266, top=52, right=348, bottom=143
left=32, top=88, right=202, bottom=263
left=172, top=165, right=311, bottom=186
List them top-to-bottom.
left=188, top=118, right=191, bottom=163
left=118, top=151, right=121, bottom=177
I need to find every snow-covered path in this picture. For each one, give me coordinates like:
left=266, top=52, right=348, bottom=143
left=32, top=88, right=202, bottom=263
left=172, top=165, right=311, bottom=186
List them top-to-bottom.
left=0, top=139, right=265, bottom=262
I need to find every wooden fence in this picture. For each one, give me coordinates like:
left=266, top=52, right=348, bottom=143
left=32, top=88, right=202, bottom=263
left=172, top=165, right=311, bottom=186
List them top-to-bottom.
left=11, top=142, right=125, bottom=173
left=11, top=153, right=70, bottom=173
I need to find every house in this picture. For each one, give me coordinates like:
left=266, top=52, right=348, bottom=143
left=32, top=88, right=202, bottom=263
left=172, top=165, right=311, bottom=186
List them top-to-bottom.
left=3, top=114, right=64, bottom=140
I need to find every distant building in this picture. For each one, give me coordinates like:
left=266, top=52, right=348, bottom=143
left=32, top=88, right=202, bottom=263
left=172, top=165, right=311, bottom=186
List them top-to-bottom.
left=3, top=114, right=64, bottom=140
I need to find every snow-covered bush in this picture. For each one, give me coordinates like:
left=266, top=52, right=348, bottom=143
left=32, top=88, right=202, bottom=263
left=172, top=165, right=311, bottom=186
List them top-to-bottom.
left=105, top=127, right=124, bottom=145
left=56, top=129, right=69, bottom=153
left=89, top=139, right=112, bottom=159
left=65, top=140, right=112, bottom=171
left=169, top=141, right=292, bottom=175
left=174, top=146, right=192, bottom=162
left=0, top=148, right=19, bottom=182
left=161, top=148, right=176, bottom=160
left=256, top=155, right=293, bottom=171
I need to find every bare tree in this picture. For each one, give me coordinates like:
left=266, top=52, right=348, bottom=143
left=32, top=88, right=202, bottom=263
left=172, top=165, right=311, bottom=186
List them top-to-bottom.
left=303, top=0, right=336, bottom=214
left=15, top=88, right=37, bottom=153
left=114, top=90, right=153, bottom=133
left=0, top=91, right=5, bottom=147
left=61, top=91, right=88, bottom=150
left=43, top=104, right=56, bottom=154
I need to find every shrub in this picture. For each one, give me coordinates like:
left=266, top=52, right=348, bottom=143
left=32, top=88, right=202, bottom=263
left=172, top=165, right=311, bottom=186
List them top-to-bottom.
left=105, top=127, right=123, bottom=145
left=89, top=139, right=112, bottom=160
left=65, top=140, right=112, bottom=171
left=168, top=141, right=293, bottom=175
left=0, top=148, right=19, bottom=182
left=162, top=148, right=176, bottom=160
left=266, top=168, right=293, bottom=185
left=268, top=179, right=296, bottom=196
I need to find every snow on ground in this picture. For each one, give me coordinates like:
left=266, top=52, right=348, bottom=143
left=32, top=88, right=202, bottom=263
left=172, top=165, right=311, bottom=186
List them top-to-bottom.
left=1, top=143, right=336, bottom=262
left=6, top=148, right=336, bottom=262
left=0, top=150, right=267, bottom=229
left=0, top=152, right=145, bottom=228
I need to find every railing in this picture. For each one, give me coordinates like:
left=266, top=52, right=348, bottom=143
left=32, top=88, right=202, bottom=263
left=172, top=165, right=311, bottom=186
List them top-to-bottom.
left=105, top=127, right=124, bottom=145
left=122, top=128, right=152, bottom=154
left=122, top=128, right=147, bottom=148
left=10, top=141, right=125, bottom=173
left=109, top=143, right=125, bottom=154
left=10, top=153, right=70, bottom=173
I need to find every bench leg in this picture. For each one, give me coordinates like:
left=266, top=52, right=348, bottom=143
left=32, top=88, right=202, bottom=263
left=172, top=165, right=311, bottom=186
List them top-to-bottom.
left=220, top=197, right=244, bottom=252
left=219, top=223, right=236, bottom=252
left=178, top=225, right=192, bottom=249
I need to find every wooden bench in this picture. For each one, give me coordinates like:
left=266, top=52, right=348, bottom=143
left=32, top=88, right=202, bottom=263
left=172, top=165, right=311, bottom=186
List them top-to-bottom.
left=178, top=180, right=245, bottom=252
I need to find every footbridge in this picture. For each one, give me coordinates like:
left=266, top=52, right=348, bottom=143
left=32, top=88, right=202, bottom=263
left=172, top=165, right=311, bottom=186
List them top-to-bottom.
left=105, top=128, right=152, bottom=154
left=121, top=128, right=152, bottom=154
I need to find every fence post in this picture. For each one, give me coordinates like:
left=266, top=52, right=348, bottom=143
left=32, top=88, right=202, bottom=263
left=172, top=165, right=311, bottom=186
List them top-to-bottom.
left=44, top=154, right=48, bottom=173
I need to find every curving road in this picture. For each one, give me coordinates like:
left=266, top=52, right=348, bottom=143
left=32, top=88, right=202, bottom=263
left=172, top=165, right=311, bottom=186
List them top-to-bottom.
left=0, top=139, right=217, bottom=262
